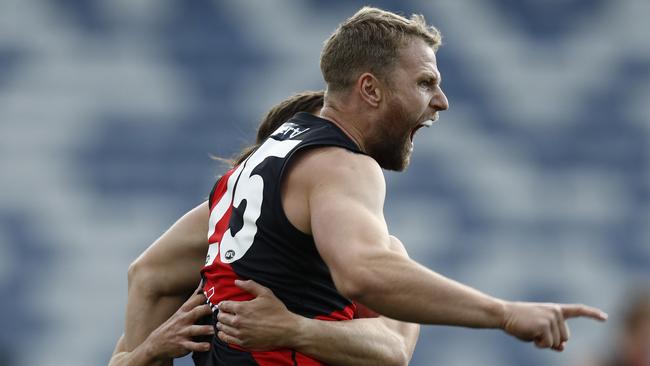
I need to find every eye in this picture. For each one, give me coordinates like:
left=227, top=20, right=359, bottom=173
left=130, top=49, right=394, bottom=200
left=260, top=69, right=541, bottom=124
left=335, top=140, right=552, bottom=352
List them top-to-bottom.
left=419, top=79, right=434, bottom=89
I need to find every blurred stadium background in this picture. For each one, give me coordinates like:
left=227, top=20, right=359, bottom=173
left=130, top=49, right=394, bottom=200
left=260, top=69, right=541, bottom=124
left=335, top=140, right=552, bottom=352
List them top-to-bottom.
left=0, top=0, right=648, bottom=365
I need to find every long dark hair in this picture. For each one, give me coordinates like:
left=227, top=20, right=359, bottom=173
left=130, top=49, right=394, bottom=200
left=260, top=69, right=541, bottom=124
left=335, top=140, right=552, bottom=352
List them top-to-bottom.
left=228, top=90, right=325, bottom=166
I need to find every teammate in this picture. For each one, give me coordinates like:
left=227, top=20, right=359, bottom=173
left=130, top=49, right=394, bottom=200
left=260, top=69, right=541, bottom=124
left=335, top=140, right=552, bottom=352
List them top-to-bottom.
left=199, top=6, right=607, bottom=364
left=110, top=91, right=419, bottom=366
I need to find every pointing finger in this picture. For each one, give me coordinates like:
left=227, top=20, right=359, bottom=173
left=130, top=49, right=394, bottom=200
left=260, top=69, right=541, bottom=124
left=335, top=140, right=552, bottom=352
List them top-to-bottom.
left=561, top=304, right=608, bottom=321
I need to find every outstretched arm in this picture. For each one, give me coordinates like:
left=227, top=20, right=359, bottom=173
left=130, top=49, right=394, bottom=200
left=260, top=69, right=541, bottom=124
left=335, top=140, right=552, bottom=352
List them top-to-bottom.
left=299, top=147, right=606, bottom=351
left=216, top=235, right=419, bottom=366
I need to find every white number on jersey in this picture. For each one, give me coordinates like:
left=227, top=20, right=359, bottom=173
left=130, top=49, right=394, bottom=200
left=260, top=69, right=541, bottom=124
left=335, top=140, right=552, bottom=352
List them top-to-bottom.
left=205, top=138, right=301, bottom=265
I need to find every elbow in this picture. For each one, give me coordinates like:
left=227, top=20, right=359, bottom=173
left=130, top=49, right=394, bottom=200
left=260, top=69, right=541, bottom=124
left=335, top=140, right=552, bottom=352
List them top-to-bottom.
left=333, top=250, right=403, bottom=302
left=127, top=258, right=156, bottom=296
left=127, top=258, right=143, bottom=286
left=127, top=260, right=142, bottom=289
left=333, top=267, right=381, bottom=302
left=335, top=278, right=365, bottom=301
left=383, top=334, right=409, bottom=366
left=393, top=346, right=410, bottom=366
left=387, top=352, right=408, bottom=366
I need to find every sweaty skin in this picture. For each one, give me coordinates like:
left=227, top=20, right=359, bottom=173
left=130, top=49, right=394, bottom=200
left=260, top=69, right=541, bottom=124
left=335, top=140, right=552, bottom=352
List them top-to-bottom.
left=109, top=201, right=419, bottom=366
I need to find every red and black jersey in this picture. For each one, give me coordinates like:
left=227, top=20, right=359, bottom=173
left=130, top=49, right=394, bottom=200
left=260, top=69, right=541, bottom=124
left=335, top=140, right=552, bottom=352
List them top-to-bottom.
left=196, top=113, right=364, bottom=365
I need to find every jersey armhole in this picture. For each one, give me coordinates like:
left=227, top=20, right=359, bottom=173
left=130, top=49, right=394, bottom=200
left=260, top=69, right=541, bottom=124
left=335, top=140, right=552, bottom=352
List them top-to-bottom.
left=273, top=142, right=364, bottom=240
left=207, top=177, right=221, bottom=209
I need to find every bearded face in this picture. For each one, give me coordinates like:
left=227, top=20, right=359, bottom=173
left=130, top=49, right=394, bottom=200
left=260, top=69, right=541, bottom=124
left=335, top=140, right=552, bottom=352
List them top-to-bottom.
left=360, top=40, right=448, bottom=171
left=364, top=94, right=415, bottom=172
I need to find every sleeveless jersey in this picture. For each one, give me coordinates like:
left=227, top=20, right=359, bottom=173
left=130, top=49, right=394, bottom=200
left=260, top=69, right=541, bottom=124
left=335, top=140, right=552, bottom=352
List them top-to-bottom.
left=197, top=112, right=364, bottom=366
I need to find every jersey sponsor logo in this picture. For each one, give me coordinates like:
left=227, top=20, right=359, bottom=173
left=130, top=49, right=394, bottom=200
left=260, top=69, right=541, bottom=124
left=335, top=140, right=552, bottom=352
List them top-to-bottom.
left=271, top=122, right=310, bottom=140
left=206, top=138, right=301, bottom=265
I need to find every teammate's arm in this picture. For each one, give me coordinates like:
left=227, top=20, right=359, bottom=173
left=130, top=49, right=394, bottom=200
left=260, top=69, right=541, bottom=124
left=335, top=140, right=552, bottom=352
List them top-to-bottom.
left=302, top=147, right=606, bottom=350
left=119, top=201, right=210, bottom=365
left=216, top=236, right=419, bottom=366
left=109, top=291, right=213, bottom=366
left=292, top=315, right=418, bottom=366
left=110, top=335, right=154, bottom=366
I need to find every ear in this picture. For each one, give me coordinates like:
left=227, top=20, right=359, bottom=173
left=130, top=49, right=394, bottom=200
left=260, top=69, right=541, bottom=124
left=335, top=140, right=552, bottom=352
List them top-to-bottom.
left=357, top=72, right=383, bottom=108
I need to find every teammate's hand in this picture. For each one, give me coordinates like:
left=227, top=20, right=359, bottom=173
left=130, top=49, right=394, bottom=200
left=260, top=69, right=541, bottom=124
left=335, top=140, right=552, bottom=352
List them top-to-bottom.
left=216, top=280, right=300, bottom=351
left=144, top=290, right=214, bottom=360
left=501, top=301, right=607, bottom=351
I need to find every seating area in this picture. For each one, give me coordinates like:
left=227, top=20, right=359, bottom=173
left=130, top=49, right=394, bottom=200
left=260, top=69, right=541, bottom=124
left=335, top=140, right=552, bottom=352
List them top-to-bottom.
left=0, top=1, right=647, bottom=365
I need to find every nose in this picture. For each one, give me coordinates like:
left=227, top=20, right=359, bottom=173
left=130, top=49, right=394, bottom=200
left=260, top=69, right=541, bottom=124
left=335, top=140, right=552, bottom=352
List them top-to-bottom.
left=431, top=87, right=449, bottom=111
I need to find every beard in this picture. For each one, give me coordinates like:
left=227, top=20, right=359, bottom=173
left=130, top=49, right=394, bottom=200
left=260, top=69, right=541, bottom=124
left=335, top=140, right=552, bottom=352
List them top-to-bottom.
left=365, top=97, right=414, bottom=172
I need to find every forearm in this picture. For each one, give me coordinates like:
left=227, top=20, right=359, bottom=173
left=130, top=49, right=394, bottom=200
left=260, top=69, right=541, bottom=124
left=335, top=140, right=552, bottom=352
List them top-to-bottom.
left=124, top=201, right=208, bottom=348
left=114, top=202, right=211, bottom=363
left=347, top=253, right=505, bottom=328
left=124, top=279, right=187, bottom=349
left=116, top=291, right=214, bottom=365
left=117, top=295, right=178, bottom=366
left=377, top=316, right=419, bottom=363
left=291, top=317, right=416, bottom=366
left=110, top=334, right=167, bottom=366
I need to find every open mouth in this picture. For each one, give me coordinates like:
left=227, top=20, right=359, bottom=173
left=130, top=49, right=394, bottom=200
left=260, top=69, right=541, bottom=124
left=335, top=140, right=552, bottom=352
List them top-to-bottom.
left=409, top=120, right=434, bottom=142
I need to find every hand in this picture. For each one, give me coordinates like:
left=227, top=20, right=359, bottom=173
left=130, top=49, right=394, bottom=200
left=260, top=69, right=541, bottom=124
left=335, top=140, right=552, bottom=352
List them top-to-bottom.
left=216, top=280, right=300, bottom=351
left=144, top=289, right=214, bottom=360
left=501, top=301, right=607, bottom=351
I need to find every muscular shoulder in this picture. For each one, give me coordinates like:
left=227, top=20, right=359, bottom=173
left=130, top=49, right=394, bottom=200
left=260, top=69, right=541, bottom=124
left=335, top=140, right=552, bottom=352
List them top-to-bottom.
left=282, top=146, right=385, bottom=233
left=295, top=147, right=385, bottom=208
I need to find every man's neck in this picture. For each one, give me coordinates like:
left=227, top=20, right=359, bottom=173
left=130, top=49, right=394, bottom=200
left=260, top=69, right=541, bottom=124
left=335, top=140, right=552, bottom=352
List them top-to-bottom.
left=319, top=102, right=369, bottom=153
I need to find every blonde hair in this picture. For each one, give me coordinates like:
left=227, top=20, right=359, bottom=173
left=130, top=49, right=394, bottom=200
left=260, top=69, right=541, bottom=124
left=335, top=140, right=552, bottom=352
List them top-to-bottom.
left=320, top=6, right=442, bottom=92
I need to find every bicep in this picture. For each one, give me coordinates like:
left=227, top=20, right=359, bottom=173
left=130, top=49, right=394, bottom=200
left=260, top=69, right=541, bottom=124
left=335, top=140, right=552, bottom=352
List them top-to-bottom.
left=308, top=153, right=391, bottom=297
left=311, top=195, right=389, bottom=271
